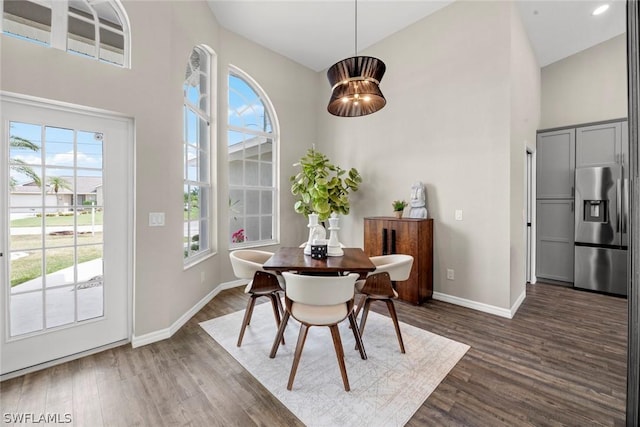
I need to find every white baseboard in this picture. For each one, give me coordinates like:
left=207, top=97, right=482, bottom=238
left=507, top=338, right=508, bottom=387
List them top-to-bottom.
left=131, top=279, right=245, bottom=348
left=132, top=280, right=528, bottom=347
left=433, top=287, right=526, bottom=319
left=510, top=288, right=527, bottom=317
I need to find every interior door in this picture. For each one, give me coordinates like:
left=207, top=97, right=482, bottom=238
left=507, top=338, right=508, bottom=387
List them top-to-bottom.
left=1, top=94, right=133, bottom=375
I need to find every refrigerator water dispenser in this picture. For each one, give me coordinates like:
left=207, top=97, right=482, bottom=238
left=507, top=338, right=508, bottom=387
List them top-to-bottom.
left=583, top=200, right=608, bottom=223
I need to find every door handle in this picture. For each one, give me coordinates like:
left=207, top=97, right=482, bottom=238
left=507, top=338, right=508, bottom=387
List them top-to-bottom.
left=623, top=178, right=628, bottom=235
left=616, top=179, right=621, bottom=233
left=570, top=201, right=574, bottom=212
left=382, top=228, right=388, bottom=255
left=391, top=229, right=397, bottom=254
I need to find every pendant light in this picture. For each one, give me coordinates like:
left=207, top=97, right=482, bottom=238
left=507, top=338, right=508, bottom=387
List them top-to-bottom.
left=327, top=0, right=387, bottom=117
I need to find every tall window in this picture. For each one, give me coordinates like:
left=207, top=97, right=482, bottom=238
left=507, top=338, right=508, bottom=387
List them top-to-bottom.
left=1, top=0, right=130, bottom=67
left=184, top=46, right=214, bottom=263
left=228, top=68, right=278, bottom=248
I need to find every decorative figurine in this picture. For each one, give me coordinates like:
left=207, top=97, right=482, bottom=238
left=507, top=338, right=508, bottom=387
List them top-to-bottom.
left=408, top=181, right=428, bottom=219
left=304, top=213, right=326, bottom=255
left=327, top=213, right=344, bottom=256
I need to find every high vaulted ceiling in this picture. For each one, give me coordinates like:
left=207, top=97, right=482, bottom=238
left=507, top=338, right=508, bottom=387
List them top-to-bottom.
left=207, top=0, right=626, bottom=72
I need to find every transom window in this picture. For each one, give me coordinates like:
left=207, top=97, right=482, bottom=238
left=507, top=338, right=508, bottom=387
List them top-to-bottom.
left=2, top=0, right=130, bottom=67
left=184, top=46, right=215, bottom=264
left=228, top=68, right=278, bottom=248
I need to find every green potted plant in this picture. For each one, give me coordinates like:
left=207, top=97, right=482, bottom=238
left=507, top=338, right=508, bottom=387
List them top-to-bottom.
left=290, top=147, right=362, bottom=222
left=392, top=200, right=408, bottom=218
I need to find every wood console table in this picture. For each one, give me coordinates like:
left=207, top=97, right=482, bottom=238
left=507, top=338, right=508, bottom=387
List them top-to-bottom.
left=364, top=217, right=433, bottom=304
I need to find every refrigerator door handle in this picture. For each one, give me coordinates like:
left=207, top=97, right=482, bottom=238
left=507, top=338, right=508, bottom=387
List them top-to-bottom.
left=623, top=177, right=629, bottom=240
left=616, top=178, right=622, bottom=234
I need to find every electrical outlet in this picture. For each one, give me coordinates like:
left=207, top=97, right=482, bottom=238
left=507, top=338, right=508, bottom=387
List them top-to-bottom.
left=446, top=269, right=455, bottom=280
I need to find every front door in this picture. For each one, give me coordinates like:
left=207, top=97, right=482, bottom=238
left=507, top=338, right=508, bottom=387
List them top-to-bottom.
left=1, top=94, right=133, bottom=375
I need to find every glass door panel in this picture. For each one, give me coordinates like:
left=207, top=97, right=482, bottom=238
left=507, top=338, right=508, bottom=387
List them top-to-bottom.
left=7, top=120, right=104, bottom=338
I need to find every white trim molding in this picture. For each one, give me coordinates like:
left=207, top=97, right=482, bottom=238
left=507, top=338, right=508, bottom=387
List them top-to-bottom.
left=131, top=279, right=245, bottom=348
left=433, top=288, right=527, bottom=319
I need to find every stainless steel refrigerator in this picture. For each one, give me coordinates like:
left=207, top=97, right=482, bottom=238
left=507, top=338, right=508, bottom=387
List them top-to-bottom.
left=574, top=165, right=628, bottom=296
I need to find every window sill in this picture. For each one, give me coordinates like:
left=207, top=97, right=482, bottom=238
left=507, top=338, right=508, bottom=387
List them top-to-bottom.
left=228, top=240, right=279, bottom=251
left=183, top=250, right=217, bottom=271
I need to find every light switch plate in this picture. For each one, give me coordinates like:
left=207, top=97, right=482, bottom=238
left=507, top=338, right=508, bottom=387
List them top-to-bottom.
left=455, top=209, right=463, bottom=221
left=149, top=212, right=165, bottom=226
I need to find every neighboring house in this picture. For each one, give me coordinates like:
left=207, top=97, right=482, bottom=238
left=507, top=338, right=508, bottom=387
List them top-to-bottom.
left=10, top=176, right=102, bottom=213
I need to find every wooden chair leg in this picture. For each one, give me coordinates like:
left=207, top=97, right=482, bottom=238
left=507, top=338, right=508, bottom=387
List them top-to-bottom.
left=275, top=292, right=284, bottom=317
left=269, top=293, right=285, bottom=345
left=353, top=294, right=366, bottom=320
left=237, top=295, right=257, bottom=347
left=356, top=298, right=373, bottom=348
left=385, top=299, right=406, bottom=354
left=270, top=311, right=290, bottom=358
left=348, top=312, right=367, bottom=360
left=287, top=323, right=310, bottom=391
left=329, top=324, right=350, bottom=392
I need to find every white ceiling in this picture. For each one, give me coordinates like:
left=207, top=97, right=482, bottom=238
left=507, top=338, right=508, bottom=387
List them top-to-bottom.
left=207, top=0, right=627, bottom=72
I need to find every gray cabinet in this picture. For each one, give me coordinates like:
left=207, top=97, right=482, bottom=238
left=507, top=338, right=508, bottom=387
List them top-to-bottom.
left=576, top=122, right=624, bottom=168
left=536, top=128, right=575, bottom=282
left=536, top=129, right=575, bottom=199
left=536, top=199, right=575, bottom=282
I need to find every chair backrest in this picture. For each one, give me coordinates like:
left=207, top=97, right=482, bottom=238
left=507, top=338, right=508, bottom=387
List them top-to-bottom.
left=229, top=250, right=274, bottom=280
left=370, top=254, right=414, bottom=281
left=282, top=272, right=359, bottom=306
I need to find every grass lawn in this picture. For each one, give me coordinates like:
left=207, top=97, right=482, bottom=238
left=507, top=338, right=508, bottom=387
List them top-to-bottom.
left=184, top=207, right=200, bottom=221
left=11, top=211, right=104, bottom=227
left=10, top=233, right=103, bottom=287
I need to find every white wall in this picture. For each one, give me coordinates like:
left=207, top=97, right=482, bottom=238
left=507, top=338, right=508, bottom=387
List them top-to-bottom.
left=1, top=0, right=318, bottom=337
left=316, top=0, right=539, bottom=311
left=509, top=4, right=541, bottom=307
left=541, top=34, right=627, bottom=129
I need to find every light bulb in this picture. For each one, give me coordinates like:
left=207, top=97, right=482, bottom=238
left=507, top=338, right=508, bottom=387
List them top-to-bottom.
left=363, top=96, right=371, bottom=102
left=341, top=97, right=349, bottom=103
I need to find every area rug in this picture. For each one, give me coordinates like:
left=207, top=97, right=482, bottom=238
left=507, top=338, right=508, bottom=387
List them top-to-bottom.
left=200, top=302, right=469, bottom=427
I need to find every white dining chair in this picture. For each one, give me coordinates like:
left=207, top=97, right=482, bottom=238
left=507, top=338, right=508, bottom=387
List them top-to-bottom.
left=229, top=250, right=284, bottom=347
left=354, top=254, right=414, bottom=353
left=269, top=272, right=366, bottom=391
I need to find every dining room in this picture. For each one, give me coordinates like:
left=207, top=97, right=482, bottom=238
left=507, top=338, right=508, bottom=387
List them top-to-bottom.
left=1, top=0, right=638, bottom=425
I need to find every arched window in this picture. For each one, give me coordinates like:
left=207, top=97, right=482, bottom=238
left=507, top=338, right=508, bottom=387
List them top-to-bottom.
left=2, top=0, right=130, bottom=67
left=184, top=46, right=215, bottom=263
left=228, top=68, right=278, bottom=248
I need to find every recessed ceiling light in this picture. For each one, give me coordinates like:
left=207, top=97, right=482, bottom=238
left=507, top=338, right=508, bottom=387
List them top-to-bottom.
left=592, top=4, right=610, bottom=16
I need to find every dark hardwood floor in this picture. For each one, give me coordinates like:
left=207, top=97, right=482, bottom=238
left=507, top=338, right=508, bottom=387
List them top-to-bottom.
left=1, top=282, right=627, bottom=426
